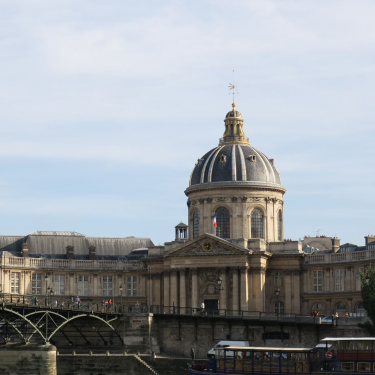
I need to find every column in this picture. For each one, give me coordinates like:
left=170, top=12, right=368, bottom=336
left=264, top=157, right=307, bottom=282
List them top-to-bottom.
left=240, top=266, right=249, bottom=311
left=231, top=267, right=239, bottom=311
left=252, top=267, right=265, bottom=312
left=191, top=268, right=198, bottom=309
left=219, top=268, right=227, bottom=310
left=247, top=268, right=252, bottom=311
left=170, top=269, right=178, bottom=307
left=179, top=269, right=186, bottom=308
left=285, top=270, right=292, bottom=314
left=293, top=270, right=301, bottom=314
left=163, top=271, right=170, bottom=306
left=19, top=272, right=25, bottom=295
left=65, top=273, right=70, bottom=296
left=69, top=273, right=75, bottom=296
left=152, top=273, right=161, bottom=305
left=93, top=274, right=98, bottom=296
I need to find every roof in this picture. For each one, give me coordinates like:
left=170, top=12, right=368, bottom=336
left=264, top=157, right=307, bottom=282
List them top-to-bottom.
left=187, top=106, right=284, bottom=192
left=188, top=144, right=283, bottom=190
left=29, top=231, right=85, bottom=236
left=0, top=233, right=154, bottom=256
left=321, top=337, right=375, bottom=341
left=224, top=346, right=313, bottom=352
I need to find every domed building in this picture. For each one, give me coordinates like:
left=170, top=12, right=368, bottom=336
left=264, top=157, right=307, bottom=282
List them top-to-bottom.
left=0, top=100, right=370, bottom=346
left=186, top=102, right=285, bottom=243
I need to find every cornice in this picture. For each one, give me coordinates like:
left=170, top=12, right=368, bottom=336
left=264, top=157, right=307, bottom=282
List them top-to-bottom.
left=185, top=183, right=286, bottom=197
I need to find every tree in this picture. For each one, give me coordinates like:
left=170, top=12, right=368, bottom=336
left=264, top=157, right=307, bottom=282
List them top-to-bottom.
left=359, top=266, right=375, bottom=335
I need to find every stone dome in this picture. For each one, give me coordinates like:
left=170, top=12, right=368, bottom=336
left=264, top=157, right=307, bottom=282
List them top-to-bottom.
left=187, top=103, right=285, bottom=192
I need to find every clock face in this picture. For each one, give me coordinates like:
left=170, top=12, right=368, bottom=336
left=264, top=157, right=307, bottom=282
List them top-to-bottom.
left=202, top=241, right=213, bottom=252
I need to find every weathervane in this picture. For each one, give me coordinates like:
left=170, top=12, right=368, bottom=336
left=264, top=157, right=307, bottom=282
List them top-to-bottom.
left=229, top=70, right=238, bottom=106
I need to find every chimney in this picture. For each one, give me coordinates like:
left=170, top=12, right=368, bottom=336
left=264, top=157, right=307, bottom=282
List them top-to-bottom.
left=365, top=235, right=375, bottom=246
left=332, top=237, right=341, bottom=252
left=22, top=242, right=28, bottom=257
left=66, top=245, right=74, bottom=260
left=89, top=245, right=96, bottom=260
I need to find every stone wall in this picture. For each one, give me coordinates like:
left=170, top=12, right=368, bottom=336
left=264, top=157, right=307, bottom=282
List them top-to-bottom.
left=156, top=318, right=369, bottom=358
left=0, top=344, right=57, bottom=375
left=57, top=355, right=154, bottom=375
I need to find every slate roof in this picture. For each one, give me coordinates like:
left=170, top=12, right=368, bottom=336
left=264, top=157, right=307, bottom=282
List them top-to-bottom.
left=188, top=144, right=283, bottom=190
left=0, top=232, right=154, bottom=257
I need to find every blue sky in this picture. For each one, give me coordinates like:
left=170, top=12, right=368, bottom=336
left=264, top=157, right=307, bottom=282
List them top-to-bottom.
left=0, top=0, right=374, bottom=246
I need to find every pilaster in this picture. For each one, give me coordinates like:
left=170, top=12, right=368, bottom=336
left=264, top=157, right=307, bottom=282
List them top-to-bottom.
left=240, top=266, right=249, bottom=311
left=231, top=267, right=239, bottom=311
left=191, top=268, right=198, bottom=308
left=170, top=269, right=178, bottom=307
left=179, top=269, right=186, bottom=308
left=163, top=271, right=170, bottom=306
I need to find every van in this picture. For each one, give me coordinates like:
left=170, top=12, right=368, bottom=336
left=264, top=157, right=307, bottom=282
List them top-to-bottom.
left=207, top=340, right=250, bottom=359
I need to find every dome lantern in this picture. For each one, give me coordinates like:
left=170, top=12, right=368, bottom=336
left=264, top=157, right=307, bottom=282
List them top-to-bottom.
left=220, top=102, right=250, bottom=145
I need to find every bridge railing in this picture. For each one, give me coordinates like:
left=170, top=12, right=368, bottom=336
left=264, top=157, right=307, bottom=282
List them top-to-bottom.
left=0, top=294, right=148, bottom=314
left=149, top=305, right=334, bottom=325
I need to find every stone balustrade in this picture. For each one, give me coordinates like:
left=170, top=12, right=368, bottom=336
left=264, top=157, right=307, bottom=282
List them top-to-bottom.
left=304, top=250, right=375, bottom=264
left=0, top=256, right=144, bottom=271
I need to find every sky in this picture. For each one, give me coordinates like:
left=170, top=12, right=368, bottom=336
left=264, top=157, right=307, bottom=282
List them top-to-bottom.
left=0, top=0, right=374, bottom=247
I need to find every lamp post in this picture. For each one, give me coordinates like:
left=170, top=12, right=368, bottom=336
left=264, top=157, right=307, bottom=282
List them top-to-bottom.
left=45, top=274, right=49, bottom=306
left=217, top=275, right=224, bottom=313
left=120, top=284, right=123, bottom=307
left=275, top=287, right=280, bottom=318
left=50, top=288, right=55, bottom=307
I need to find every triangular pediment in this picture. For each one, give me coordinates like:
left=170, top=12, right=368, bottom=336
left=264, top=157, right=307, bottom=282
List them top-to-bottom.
left=164, top=234, right=252, bottom=257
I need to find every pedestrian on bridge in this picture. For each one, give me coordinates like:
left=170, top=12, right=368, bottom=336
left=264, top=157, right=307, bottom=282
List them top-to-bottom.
left=31, top=296, right=36, bottom=306
left=75, top=296, right=81, bottom=308
left=190, top=348, right=195, bottom=361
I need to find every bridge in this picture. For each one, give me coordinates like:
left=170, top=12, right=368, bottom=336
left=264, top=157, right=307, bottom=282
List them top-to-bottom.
left=0, top=294, right=334, bottom=348
left=0, top=294, right=134, bottom=346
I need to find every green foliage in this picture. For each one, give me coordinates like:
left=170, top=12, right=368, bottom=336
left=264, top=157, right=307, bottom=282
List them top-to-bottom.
left=359, top=266, right=375, bottom=335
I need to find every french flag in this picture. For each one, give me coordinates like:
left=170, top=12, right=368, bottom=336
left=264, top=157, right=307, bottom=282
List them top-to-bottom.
left=213, top=213, right=217, bottom=228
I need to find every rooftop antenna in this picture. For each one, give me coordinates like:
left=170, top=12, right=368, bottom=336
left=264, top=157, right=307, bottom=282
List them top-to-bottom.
left=229, top=70, right=238, bottom=107
left=316, top=229, right=323, bottom=237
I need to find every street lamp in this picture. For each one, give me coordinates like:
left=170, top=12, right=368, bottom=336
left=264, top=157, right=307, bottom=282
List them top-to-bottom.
left=366, top=273, right=370, bottom=284
left=45, top=274, right=49, bottom=306
left=217, top=275, right=224, bottom=313
left=119, top=284, right=123, bottom=307
left=275, top=287, right=280, bottom=317
left=275, top=287, right=280, bottom=298
left=50, top=288, right=55, bottom=307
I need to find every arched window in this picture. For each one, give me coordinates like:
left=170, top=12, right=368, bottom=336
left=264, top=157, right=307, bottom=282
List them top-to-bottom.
left=216, top=207, right=230, bottom=239
left=251, top=208, right=264, bottom=239
left=278, top=210, right=282, bottom=241
left=193, top=211, right=199, bottom=239
left=274, top=272, right=284, bottom=286
left=274, top=301, right=284, bottom=315
left=311, top=302, right=327, bottom=316
left=355, top=302, right=366, bottom=317
left=334, top=303, right=347, bottom=317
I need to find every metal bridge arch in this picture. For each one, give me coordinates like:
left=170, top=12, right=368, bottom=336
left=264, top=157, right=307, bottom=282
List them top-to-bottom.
left=0, top=306, right=123, bottom=345
left=0, top=307, right=44, bottom=344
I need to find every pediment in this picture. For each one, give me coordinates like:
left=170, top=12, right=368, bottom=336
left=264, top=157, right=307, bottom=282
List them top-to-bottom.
left=164, top=234, right=251, bottom=257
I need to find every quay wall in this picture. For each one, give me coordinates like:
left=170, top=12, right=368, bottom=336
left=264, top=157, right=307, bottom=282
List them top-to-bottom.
left=156, top=317, right=369, bottom=358
left=0, top=344, right=57, bottom=375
